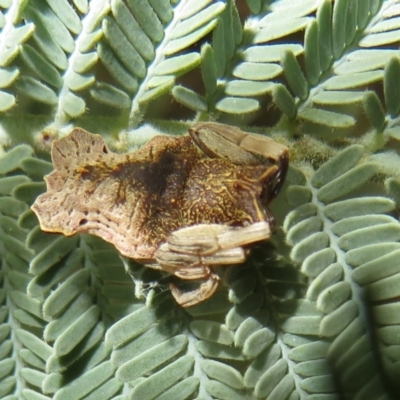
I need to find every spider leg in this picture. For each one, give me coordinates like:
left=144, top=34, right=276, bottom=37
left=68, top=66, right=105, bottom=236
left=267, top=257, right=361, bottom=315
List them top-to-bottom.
left=155, top=222, right=271, bottom=306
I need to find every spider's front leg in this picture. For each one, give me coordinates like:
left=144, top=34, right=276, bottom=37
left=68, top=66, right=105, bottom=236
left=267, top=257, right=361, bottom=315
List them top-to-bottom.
left=155, top=222, right=271, bottom=307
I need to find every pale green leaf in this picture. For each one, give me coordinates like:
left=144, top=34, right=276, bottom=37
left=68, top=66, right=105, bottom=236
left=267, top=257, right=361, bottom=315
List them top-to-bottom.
left=45, top=0, right=82, bottom=34
left=72, top=0, right=88, bottom=14
left=110, top=0, right=155, bottom=61
left=126, top=0, right=163, bottom=42
left=148, top=0, right=172, bottom=23
left=180, top=0, right=214, bottom=19
left=246, top=0, right=261, bottom=14
left=317, top=0, right=332, bottom=71
left=332, top=0, right=347, bottom=58
left=357, top=0, right=370, bottom=29
left=171, top=2, right=225, bottom=39
left=25, top=8, right=68, bottom=70
left=102, top=16, right=146, bottom=78
left=254, top=18, right=311, bottom=43
left=164, top=19, right=217, bottom=56
left=304, top=20, right=320, bottom=85
left=4, top=23, right=35, bottom=48
left=78, top=30, right=102, bottom=53
left=360, top=30, right=400, bottom=47
left=97, top=42, right=138, bottom=93
left=200, top=43, right=216, bottom=96
left=21, top=44, right=62, bottom=88
left=242, top=44, right=303, bottom=63
left=0, top=46, right=19, bottom=68
left=282, top=49, right=308, bottom=100
left=334, top=51, right=394, bottom=74
left=154, top=53, right=200, bottom=76
left=384, top=56, right=400, bottom=117
left=233, top=62, right=282, bottom=81
left=0, top=68, right=19, bottom=89
left=324, top=70, right=384, bottom=90
left=66, top=72, right=95, bottom=92
left=147, top=75, right=174, bottom=89
left=15, top=77, right=58, bottom=105
left=138, top=80, right=174, bottom=104
left=225, top=80, right=273, bottom=97
left=90, top=82, right=131, bottom=108
left=272, top=84, right=296, bottom=118
left=313, top=90, right=364, bottom=105
left=0, top=91, right=15, bottom=111
left=363, top=91, right=386, bottom=131
left=60, top=92, right=86, bottom=118
left=216, top=97, right=259, bottom=114
left=299, top=108, right=355, bottom=128
left=312, top=145, right=364, bottom=187
left=317, top=163, right=379, bottom=203
left=0, top=176, right=30, bottom=196
left=386, top=177, right=400, bottom=205
left=12, top=181, right=45, bottom=204
left=286, top=186, right=312, bottom=206
left=324, top=197, right=396, bottom=221
left=331, top=215, right=396, bottom=236
left=286, top=216, right=323, bottom=246
left=338, top=223, right=400, bottom=251
left=291, top=232, right=330, bottom=263
left=0, top=233, right=33, bottom=262
left=29, top=235, right=79, bottom=276
left=345, top=243, right=400, bottom=267
left=301, top=248, right=336, bottom=278
left=28, top=249, right=84, bottom=300
left=352, top=249, right=400, bottom=285
left=306, top=263, right=343, bottom=300
left=42, top=269, right=90, bottom=318
left=369, top=273, right=400, bottom=301
left=228, top=275, right=257, bottom=303
left=317, top=282, right=351, bottom=314
left=9, top=291, right=42, bottom=318
left=225, top=294, right=263, bottom=330
left=320, top=300, right=358, bottom=337
left=374, top=303, right=400, bottom=325
left=53, top=306, right=100, bottom=356
left=106, top=306, right=160, bottom=346
left=234, top=317, right=263, bottom=347
left=111, top=321, right=180, bottom=366
left=190, top=321, right=234, bottom=345
left=243, top=328, right=275, bottom=358
left=15, top=329, right=52, bottom=361
left=116, top=335, right=188, bottom=382
left=196, top=341, right=246, bottom=361
left=289, top=341, right=330, bottom=362
left=244, top=344, right=281, bottom=388
left=129, top=356, right=194, bottom=399
left=253, top=359, right=288, bottom=398
left=294, top=359, right=330, bottom=377
left=202, top=360, right=243, bottom=389
left=53, top=362, right=115, bottom=400
left=267, top=375, right=295, bottom=399
left=301, top=375, right=335, bottom=393
left=156, top=377, right=199, bottom=400
left=206, top=380, right=243, bottom=400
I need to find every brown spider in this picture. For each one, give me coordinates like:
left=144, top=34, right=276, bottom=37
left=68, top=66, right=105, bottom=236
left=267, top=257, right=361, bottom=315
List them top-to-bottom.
left=32, top=122, right=288, bottom=307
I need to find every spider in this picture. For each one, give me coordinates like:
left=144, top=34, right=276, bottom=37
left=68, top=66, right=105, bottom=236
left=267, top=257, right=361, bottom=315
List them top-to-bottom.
left=32, top=122, right=288, bottom=307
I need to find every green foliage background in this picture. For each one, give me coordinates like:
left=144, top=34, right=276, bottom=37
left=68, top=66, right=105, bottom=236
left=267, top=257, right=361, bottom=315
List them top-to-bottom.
left=1, top=0, right=400, bottom=399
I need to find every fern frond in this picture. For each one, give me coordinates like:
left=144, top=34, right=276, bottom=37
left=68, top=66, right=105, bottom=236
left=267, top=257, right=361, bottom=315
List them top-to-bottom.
left=282, top=145, right=400, bottom=398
